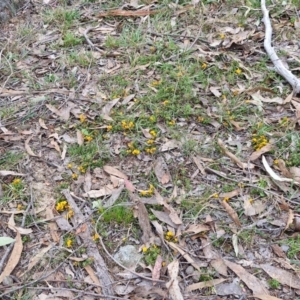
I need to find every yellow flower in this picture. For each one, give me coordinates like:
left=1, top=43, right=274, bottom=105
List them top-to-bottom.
left=220, top=33, right=225, bottom=39
left=201, top=63, right=207, bottom=69
left=235, top=68, right=242, bottom=75
left=151, top=80, right=161, bottom=87
left=163, top=100, right=169, bottom=106
left=79, top=114, right=86, bottom=123
left=149, top=116, right=156, bottom=122
left=197, top=116, right=204, bottom=122
left=168, top=120, right=176, bottom=126
left=106, top=125, right=113, bottom=131
left=149, top=130, right=157, bottom=138
left=84, top=136, right=93, bottom=142
left=147, top=139, right=155, bottom=145
left=128, top=142, right=134, bottom=149
left=145, top=147, right=156, bottom=154
left=132, top=149, right=140, bottom=155
left=274, top=159, right=279, bottom=165
left=67, top=163, right=73, bottom=169
left=78, top=166, right=86, bottom=173
left=72, top=173, right=78, bottom=179
left=12, top=178, right=21, bottom=185
left=238, top=183, right=244, bottom=188
left=140, top=190, right=149, bottom=196
left=213, top=193, right=219, bottom=198
left=223, top=197, right=230, bottom=202
left=249, top=198, right=254, bottom=203
left=56, top=201, right=68, bottom=212
left=17, top=204, right=24, bottom=210
left=67, top=209, right=74, bottom=219
left=166, top=231, right=174, bottom=237
left=93, top=234, right=100, bottom=241
left=66, top=239, right=73, bottom=248
left=142, top=246, right=148, bottom=253
left=162, top=261, right=166, bottom=267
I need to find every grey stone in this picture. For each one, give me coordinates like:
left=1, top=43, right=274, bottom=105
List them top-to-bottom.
left=113, top=245, right=142, bottom=268
left=185, top=266, right=194, bottom=275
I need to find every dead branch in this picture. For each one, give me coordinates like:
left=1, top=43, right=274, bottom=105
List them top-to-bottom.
left=261, top=0, right=300, bottom=94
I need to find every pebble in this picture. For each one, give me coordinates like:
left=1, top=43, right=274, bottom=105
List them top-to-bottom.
left=185, top=266, right=194, bottom=275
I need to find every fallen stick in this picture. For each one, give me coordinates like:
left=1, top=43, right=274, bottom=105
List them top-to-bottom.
left=261, top=0, right=300, bottom=94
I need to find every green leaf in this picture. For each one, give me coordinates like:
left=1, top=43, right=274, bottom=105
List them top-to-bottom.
left=0, top=236, right=15, bottom=247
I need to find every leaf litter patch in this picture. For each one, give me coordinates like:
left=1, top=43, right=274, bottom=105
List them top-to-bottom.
left=1, top=0, right=300, bottom=299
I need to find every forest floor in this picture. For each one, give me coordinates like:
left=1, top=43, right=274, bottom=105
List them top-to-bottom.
left=1, top=0, right=300, bottom=299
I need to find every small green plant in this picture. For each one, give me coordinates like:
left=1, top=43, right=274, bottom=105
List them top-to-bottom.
left=63, top=32, right=82, bottom=47
left=102, top=206, right=134, bottom=224
left=281, top=235, right=300, bottom=259
left=142, top=244, right=161, bottom=266
left=268, top=278, right=281, bottom=289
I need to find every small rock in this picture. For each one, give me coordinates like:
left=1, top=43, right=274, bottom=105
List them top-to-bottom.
left=113, top=245, right=142, bottom=268
left=185, top=266, right=194, bottom=276
left=192, top=270, right=201, bottom=282
left=2, top=276, right=13, bottom=286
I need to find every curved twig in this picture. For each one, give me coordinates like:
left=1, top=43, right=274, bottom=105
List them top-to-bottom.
left=261, top=0, right=300, bottom=94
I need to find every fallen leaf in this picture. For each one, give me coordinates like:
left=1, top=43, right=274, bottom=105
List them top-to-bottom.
left=98, top=9, right=159, bottom=17
left=209, top=86, right=222, bottom=97
left=101, top=98, right=120, bottom=121
left=39, top=118, right=48, bottom=129
left=76, top=130, right=84, bottom=145
left=25, top=136, right=37, bottom=157
left=218, top=139, right=254, bottom=169
left=160, top=140, right=180, bottom=152
left=249, top=144, right=273, bottom=161
left=192, top=156, right=206, bottom=175
left=154, top=157, right=171, bottom=184
left=103, top=165, right=128, bottom=180
left=84, top=168, right=92, bottom=193
left=0, top=171, right=25, bottom=177
left=83, top=185, right=114, bottom=198
left=103, top=186, right=124, bottom=208
left=220, top=189, right=240, bottom=199
left=220, top=200, right=241, bottom=227
left=46, top=207, right=60, bottom=243
left=283, top=209, right=294, bottom=232
left=8, top=214, right=33, bottom=235
left=184, top=224, right=210, bottom=234
left=0, top=230, right=23, bottom=283
left=167, top=242, right=200, bottom=271
left=25, top=244, right=53, bottom=274
left=152, top=255, right=163, bottom=284
left=166, top=260, right=184, bottom=300
left=224, top=260, right=269, bottom=295
left=260, top=264, right=300, bottom=289
left=186, top=278, right=226, bottom=292
left=252, top=295, right=283, bottom=300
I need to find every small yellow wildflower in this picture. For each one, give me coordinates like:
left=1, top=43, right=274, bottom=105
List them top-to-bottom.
left=220, top=33, right=225, bottom=39
left=201, top=63, right=207, bottom=69
left=235, top=68, right=242, bottom=75
left=151, top=80, right=161, bottom=87
left=233, top=90, right=239, bottom=96
left=222, top=94, right=227, bottom=100
left=163, top=100, right=169, bottom=106
left=79, top=114, right=86, bottom=123
left=149, top=116, right=156, bottom=122
left=197, top=116, right=204, bottom=122
left=121, top=120, right=135, bottom=130
left=168, top=120, right=176, bottom=126
left=106, top=125, right=113, bottom=131
left=149, top=130, right=157, bottom=138
left=84, top=136, right=93, bottom=142
left=147, top=139, right=155, bottom=145
left=128, top=142, right=134, bottom=149
left=145, top=147, right=156, bottom=154
left=132, top=149, right=140, bottom=155
left=273, top=159, right=279, bottom=165
left=67, top=163, right=73, bottom=169
left=78, top=166, right=86, bottom=174
left=72, top=173, right=78, bottom=180
left=12, top=178, right=21, bottom=186
left=238, top=183, right=244, bottom=188
left=140, top=190, right=149, bottom=196
left=213, top=193, right=219, bottom=198
left=223, top=197, right=230, bottom=202
left=249, top=198, right=254, bottom=203
left=56, top=201, right=68, bottom=212
left=17, top=204, right=24, bottom=210
left=67, top=209, right=74, bottom=219
left=166, top=231, right=174, bottom=237
left=93, top=234, right=100, bottom=241
left=173, top=238, right=178, bottom=243
left=66, top=239, right=73, bottom=248
left=142, top=246, right=148, bottom=253
left=162, top=261, right=166, bottom=267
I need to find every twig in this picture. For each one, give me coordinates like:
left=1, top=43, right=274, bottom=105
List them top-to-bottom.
left=261, top=0, right=300, bottom=94
left=83, top=27, right=105, bottom=53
